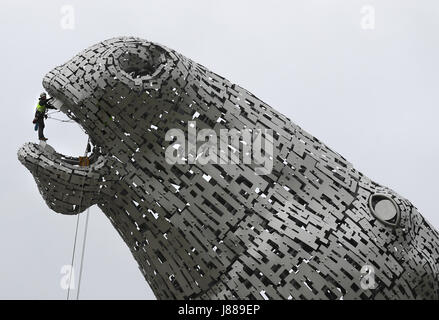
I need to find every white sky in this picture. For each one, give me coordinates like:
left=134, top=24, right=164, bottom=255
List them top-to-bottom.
left=1, top=0, right=438, bottom=299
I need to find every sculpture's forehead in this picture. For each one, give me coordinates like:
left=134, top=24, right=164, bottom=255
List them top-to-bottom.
left=43, top=37, right=179, bottom=109
left=54, top=37, right=175, bottom=92
left=68, top=38, right=170, bottom=67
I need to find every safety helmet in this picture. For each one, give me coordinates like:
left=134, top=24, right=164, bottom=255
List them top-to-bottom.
left=40, top=92, right=47, bottom=99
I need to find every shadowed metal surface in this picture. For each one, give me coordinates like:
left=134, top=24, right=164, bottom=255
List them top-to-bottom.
left=18, top=37, right=439, bottom=300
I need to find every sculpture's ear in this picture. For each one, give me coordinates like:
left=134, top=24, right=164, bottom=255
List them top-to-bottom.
left=114, top=44, right=170, bottom=89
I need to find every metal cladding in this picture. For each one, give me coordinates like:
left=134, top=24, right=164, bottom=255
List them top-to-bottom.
left=18, top=37, right=439, bottom=300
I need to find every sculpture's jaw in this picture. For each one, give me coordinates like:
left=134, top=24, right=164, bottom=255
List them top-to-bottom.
left=17, top=139, right=109, bottom=215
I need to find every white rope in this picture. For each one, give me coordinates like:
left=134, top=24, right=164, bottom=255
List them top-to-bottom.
left=47, top=115, right=75, bottom=123
left=66, top=138, right=92, bottom=300
left=76, top=207, right=90, bottom=299
left=67, top=211, right=81, bottom=300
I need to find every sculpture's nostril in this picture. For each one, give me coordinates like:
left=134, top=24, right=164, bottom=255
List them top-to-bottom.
left=117, top=45, right=167, bottom=79
left=118, top=52, right=155, bottom=78
left=368, top=193, right=401, bottom=227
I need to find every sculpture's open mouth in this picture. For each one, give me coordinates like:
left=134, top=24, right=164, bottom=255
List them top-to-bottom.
left=16, top=36, right=170, bottom=215
left=18, top=94, right=101, bottom=165
left=18, top=95, right=109, bottom=215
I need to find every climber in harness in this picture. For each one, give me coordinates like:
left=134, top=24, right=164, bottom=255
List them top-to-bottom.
left=33, top=92, right=56, bottom=141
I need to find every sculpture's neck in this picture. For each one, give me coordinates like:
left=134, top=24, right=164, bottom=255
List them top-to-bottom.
left=98, top=172, right=243, bottom=299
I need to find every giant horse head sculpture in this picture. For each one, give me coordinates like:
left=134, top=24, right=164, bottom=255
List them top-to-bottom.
left=18, top=37, right=439, bottom=299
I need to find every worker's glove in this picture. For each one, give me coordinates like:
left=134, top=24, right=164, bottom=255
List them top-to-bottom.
left=44, top=115, right=48, bottom=119
left=32, top=117, right=37, bottom=124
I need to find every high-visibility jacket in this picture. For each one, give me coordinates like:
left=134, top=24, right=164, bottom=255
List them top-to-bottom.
left=36, top=99, right=54, bottom=114
left=36, top=102, right=46, bottom=113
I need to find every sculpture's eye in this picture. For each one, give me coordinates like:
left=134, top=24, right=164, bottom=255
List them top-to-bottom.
left=117, top=45, right=167, bottom=79
left=368, top=193, right=401, bottom=227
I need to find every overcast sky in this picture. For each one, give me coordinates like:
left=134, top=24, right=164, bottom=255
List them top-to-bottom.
left=1, top=0, right=438, bottom=299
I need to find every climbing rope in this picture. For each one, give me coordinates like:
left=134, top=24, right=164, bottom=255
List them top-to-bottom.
left=46, top=109, right=76, bottom=123
left=47, top=116, right=75, bottom=123
left=66, top=137, right=92, bottom=300
left=76, top=207, right=90, bottom=300
left=67, top=211, right=81, bottom=300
